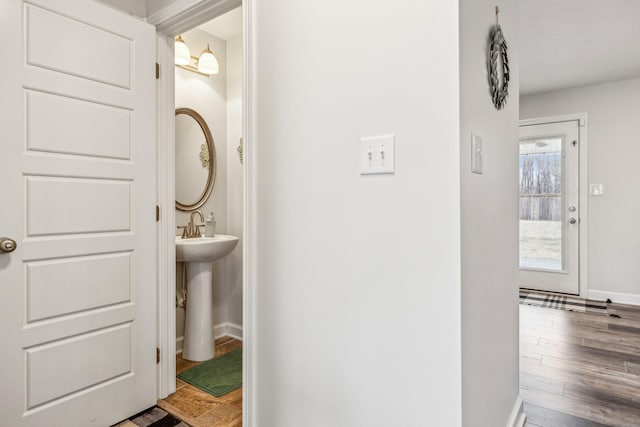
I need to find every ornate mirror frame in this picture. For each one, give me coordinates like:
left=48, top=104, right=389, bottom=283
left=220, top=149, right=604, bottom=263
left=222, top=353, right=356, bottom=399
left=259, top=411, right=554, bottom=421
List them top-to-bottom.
left=175, top=107, right=216, bottom=211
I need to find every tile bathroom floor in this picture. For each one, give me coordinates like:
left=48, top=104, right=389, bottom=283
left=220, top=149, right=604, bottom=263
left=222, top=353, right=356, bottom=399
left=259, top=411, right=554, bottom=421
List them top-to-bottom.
left=158, top=337, right=242, bottom=427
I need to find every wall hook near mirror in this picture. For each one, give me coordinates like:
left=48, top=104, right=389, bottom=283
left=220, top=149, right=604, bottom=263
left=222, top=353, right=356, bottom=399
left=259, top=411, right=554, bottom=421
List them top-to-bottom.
left=199, top=143, right=210, bottom=169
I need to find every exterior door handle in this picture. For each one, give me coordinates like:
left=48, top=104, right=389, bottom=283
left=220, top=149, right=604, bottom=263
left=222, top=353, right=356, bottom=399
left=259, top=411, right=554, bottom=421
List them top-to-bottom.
left=568, top=218, right=577, bottom=225
left=0, top=238, right=17, bottom=254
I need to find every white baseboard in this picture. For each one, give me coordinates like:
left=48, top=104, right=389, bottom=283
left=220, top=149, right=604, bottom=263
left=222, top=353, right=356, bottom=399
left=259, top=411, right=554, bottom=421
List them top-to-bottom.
left=588, top=289, right=640, bottom=306
left=176, top=322, right=243, bottom=354
left=215, top=322, right=243, bottom=340
left=224, top=322, right=243, bottom=340
left=214, top=323, right=227, bottom=339
left=507, top=396, right=526, bottom=427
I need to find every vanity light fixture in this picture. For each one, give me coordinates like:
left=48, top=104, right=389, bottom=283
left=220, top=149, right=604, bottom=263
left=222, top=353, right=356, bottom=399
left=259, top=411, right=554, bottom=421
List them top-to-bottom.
left=174, top=35, right=191, bottom=65
left=174, top=36, right=219, bottom=77
left=197, top=45, right=219, bottom=74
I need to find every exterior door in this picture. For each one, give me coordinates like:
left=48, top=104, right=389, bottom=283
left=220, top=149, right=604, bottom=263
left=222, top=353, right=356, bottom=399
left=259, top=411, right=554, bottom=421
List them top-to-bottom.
left=0, top=1, right=157, bottom=425
left=517, top=120, right=580, bottom=294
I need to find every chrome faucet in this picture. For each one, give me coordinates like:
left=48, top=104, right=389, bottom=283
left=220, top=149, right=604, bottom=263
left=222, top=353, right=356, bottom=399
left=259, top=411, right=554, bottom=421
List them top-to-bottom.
left=178, top=210, right=205, bottom=239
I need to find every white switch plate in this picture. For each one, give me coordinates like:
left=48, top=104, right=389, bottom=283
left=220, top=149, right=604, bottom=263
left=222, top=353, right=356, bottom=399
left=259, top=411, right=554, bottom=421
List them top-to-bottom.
left=360, top=134, right=395, bottom=175
left=471, top=134, right=483, bottom=174
left=589, top=183, right=604, bottom=196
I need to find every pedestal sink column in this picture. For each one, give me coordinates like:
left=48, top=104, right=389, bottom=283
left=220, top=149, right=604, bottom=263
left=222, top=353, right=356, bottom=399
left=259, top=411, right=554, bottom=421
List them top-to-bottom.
left=176, top=234, right=239, bottom=362
left=183, top=261, right=215, bottom=361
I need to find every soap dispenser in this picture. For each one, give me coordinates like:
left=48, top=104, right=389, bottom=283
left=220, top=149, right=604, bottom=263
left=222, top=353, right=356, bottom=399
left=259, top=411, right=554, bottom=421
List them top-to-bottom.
left=205, top=212, right=216, bottom=237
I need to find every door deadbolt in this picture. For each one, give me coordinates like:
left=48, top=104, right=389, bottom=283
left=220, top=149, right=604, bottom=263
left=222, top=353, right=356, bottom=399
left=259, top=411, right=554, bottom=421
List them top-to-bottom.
left=568, top=206, right=576, bottom=212
left=0, top=238, right=17, bottom=254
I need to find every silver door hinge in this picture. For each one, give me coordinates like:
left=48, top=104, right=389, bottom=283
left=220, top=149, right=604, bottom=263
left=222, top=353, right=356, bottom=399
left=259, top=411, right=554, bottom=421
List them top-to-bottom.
left=156, top=63, right=160, bottom=79
left=156, top=205, right=160, bottom=222
left=156, top=347, right=160, bottom=364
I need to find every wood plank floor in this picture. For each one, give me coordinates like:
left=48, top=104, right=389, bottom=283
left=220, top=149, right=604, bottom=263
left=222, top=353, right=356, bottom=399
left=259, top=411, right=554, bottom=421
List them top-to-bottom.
left=521, top=302, right=640, bottom=427
left=158, top=337, right=242, bottom=427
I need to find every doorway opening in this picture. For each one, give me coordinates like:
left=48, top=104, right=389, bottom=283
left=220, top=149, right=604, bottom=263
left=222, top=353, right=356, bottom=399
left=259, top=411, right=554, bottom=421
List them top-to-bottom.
left=153, top=2, right=251, bottom=426
left=168, top=7, right=244, bottom=425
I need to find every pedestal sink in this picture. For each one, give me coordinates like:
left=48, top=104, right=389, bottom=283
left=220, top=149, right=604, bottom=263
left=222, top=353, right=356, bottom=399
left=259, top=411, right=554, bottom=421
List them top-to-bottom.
left=176, top=235, right=239, bottom=361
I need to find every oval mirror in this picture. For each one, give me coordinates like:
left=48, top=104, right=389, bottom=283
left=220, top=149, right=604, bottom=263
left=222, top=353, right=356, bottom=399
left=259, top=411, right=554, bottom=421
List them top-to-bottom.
left=175, top=108, right=216, bottom=211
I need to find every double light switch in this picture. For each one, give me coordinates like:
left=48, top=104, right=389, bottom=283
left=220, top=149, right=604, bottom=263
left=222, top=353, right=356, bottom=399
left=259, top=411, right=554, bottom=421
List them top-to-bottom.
left=360, top=134, right=395, bottom=175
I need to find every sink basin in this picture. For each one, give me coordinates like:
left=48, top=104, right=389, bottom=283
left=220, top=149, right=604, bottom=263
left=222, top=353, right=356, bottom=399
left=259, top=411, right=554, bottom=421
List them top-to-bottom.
left=175, top=235, right=239, bottom=262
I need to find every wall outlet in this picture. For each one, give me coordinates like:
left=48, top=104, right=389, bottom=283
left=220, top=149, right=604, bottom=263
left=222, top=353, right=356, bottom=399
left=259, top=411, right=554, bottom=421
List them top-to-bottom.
left=471, top=134, right=483, bottom=174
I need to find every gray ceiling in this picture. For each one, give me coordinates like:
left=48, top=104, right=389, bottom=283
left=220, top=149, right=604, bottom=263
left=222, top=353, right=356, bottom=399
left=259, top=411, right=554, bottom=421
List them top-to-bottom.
left=519, top=0, right=640, bottom=95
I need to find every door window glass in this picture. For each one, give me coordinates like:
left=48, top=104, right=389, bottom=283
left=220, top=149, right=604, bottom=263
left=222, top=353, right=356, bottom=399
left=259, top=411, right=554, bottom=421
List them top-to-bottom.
left=519, top=137, right=563, bottom=271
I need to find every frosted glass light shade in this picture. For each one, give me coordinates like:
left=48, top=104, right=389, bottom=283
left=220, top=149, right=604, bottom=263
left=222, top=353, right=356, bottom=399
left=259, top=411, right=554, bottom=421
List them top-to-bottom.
left=175, top=35, right=191, bottom=66
left=197, top=45, right=219, bottom=75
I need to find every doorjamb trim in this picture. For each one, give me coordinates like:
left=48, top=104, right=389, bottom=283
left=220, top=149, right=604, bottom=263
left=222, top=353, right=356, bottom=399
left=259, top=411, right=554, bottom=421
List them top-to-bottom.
left=156, top=32, right=177, bottom=400
left=518, top=113, right=588, bottom=298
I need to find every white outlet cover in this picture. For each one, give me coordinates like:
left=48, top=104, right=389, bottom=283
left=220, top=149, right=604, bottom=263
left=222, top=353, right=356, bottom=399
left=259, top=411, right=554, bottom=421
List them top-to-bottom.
left=360, top=134, right=395, bottom=175
left=471, top=134, right=483, bottom=174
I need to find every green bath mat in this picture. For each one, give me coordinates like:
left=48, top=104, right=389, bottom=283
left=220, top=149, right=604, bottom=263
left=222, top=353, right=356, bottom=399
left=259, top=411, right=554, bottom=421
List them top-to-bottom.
left=177, top=349, right=242, bottom=397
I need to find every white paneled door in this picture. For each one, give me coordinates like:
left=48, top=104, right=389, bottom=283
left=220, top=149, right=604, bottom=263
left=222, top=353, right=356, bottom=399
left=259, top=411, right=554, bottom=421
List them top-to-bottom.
left=0, top=1, right=157, bottom=425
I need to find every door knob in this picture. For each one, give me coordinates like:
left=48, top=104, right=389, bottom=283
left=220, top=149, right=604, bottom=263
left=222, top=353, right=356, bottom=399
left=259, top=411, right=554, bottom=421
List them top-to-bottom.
left=568, top=218, right=577, bottom=225
left=0, top=238, right=17, bottom=254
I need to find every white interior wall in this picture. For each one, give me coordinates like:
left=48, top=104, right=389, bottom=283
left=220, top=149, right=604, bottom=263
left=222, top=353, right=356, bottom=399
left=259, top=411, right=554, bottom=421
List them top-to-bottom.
left=96, top=0, right=146, bottom=17
left=145, top=0, right=177, bottom=17
left=253, top=1, right=462, bottom=425
left=459, top=1, right=521, bottom=426
left=175, top=28, right=228, bottom=341
left=225, top=36, right=244, bottom=327
left=521, top=77, right=640, bottom=303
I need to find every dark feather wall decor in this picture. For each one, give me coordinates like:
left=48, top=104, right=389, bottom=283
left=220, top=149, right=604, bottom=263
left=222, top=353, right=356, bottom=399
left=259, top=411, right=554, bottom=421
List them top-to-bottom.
left=488, top=7, right=510, bottom=110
